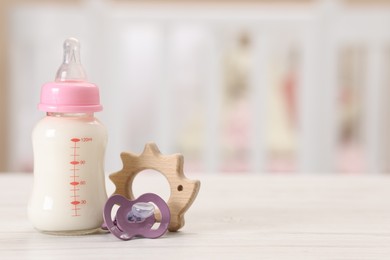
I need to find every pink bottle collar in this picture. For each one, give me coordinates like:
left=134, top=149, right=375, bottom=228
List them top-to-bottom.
left=38, top=81, right=103, bottom=113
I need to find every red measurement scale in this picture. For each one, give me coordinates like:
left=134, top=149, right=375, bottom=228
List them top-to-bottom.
left=70, top=138, right=83, bottom=217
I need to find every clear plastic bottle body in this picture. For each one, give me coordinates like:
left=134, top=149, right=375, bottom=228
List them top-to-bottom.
left=28, top=112, right=107, bottom=235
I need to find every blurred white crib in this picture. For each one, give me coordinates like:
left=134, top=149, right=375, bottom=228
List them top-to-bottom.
left=7, top=0, right=390, bottom=173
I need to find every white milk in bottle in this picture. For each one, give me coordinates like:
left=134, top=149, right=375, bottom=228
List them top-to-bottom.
left=28, top=38, right=108, bottom=235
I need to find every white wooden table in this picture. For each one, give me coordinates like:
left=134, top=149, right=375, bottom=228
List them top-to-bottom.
left=1, top=173, right=390, bottom=259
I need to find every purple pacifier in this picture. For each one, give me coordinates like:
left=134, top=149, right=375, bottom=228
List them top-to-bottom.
left=103, top=193, right=171, bottom=240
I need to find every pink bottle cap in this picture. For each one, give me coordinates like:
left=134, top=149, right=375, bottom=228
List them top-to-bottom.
left=38, top=38, right=103, bottom=113
left=39, top=81, right=102, bottom=113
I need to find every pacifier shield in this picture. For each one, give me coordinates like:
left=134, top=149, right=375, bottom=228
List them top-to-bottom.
left=103, top=193, right=170, bottom=241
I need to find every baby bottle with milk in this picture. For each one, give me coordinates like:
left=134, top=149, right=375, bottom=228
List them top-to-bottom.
left=28, top=38, right=108, bottom=235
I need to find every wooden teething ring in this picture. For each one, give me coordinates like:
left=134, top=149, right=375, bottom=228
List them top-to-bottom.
left=109, top=143, right=200, bottom=232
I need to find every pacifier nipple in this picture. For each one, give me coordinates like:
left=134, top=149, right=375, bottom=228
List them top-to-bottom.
left=55, top=37, right=87, bottom=82
left=128, top=202, right=155, bottom=223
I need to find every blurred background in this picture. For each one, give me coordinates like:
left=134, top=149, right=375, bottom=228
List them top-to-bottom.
left=0, top=0, right=389, bottom=174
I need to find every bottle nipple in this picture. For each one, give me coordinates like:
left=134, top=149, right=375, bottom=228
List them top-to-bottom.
left=55, top=37, right=87, bottom=82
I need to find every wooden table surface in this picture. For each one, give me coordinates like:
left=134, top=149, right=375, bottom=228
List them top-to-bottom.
left=1, top=173, right=390, bottom=259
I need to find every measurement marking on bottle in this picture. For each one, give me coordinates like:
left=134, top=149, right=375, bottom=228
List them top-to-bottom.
left=69, top=137, right=91, bottom=217
left=70, top=138, right=81, bottom=217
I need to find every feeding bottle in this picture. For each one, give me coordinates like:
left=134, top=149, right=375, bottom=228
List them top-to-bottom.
left=28, top=38, right=108, bottom=235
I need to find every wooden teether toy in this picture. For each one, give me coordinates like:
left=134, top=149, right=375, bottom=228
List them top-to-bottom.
left=109, top=143, right=201, bottom=232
